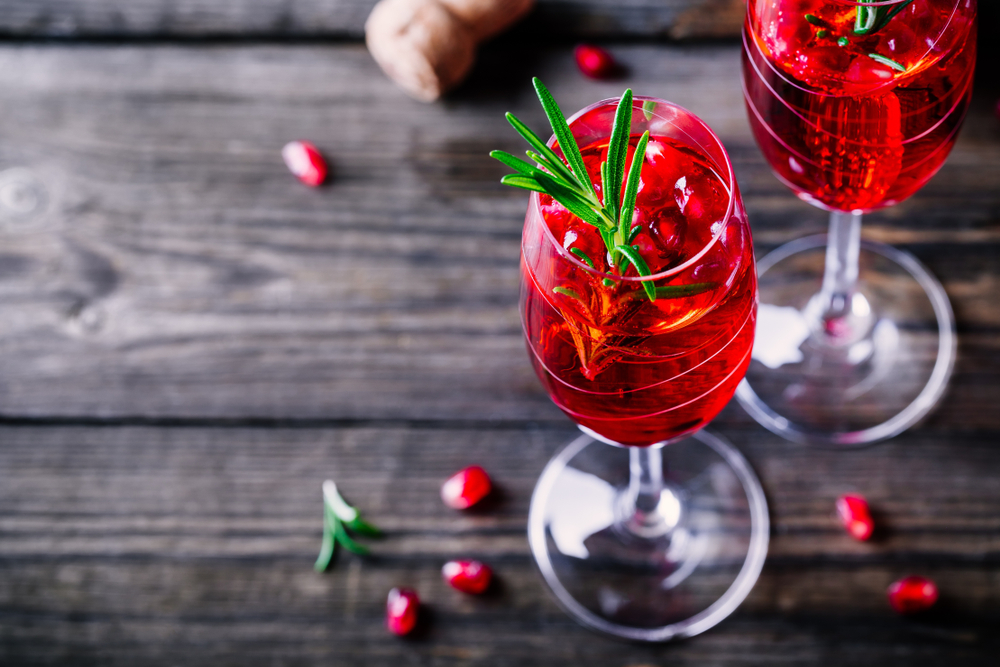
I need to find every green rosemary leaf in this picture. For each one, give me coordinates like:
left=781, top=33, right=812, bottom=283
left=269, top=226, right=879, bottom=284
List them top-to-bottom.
left=854, top=0, right=914, bottom=36
left=854, top=5, right=878, bottom=34
left=804, top=13, right=822, bottom=25
left=817, top=29, right=829, bottom=38
left=838, top=36, right=849, bottom=47
left=868, top=53, right=906, bottom=72
left=533, top=78, right=596, bottom=198
left=604, top=89, right=634, bottom=221
left=642, top=100, right=656, bottom=121
left=505, top=112, right=589, bottom=192
left=619, top=130, right=650, bottom=244
left=525, top=149, right=579, bottom=187
left=490, top=150, right=551, bottom=181
left=600, top=160, right=612, bottom=217
left=534, top=171, right=608, bottom=228
left=501, top=174, right=546, bottom=193
left=628, top=223, right=641, bottom=243
left=615, top=244, right=657, bottom=301
left=569, top=247, right=596, bottom=269
left=602, top=278, right=615, bottom=287
left=652, top=282, right=715, bottom=299
left=553, top=286, right=583, bottom=300
left=314, top=507, right=336, bottom=571
left=333, top=514, right=369, bottom=555
left=347, top=516, right=382, bottom=537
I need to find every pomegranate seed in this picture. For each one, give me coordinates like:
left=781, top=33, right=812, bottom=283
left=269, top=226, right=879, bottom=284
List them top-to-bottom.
left=574, top=44, right=617, bottom=79
left=282, top=140, right=327, bottom=187
left=441, top=465, right=492, bottom=510
left=836, top=494, right=874, bottom=541
left=442, top=560, right=493, bottom=594
left=887, top=576, right=939, bottom=614
left=386, top=587, right=419, bottom=635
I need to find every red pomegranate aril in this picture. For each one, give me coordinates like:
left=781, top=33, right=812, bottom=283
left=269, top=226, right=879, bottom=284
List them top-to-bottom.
left=574, top=44, right=617, bottom=79
left=282, top=140, right=328, bottom=187
left=441, top=465, right=492, bottom=509
left=836, top=494, right=874, bottom=541
left=442, top=560, right=493, bottom=594
left=887, top=576, right=938, bottom=614
left=386, top=587, right=419, bottom=636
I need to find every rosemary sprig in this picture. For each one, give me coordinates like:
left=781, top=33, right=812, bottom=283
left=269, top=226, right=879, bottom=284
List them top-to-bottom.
left=853, top=0, right=915, bottom=36
left=491, top=78, right=657, bottom=300
left=315, top=480, right=381, bottom=572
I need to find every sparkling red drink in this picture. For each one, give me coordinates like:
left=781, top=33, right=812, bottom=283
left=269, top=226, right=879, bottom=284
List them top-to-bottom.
left=742, top=0, right=977, bottom=212
left=520, top=98, right=756, bottom=447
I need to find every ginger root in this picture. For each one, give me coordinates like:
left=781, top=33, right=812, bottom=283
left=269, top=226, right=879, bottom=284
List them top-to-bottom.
left=365, top=0, right=534, bottom=102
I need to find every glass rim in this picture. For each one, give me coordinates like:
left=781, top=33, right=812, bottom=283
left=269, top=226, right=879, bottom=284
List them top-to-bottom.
left=528, top=95, right=738, bottom=283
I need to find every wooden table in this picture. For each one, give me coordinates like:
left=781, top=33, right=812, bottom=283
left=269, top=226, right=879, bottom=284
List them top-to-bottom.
left=1, top=2, right=998, bottom=664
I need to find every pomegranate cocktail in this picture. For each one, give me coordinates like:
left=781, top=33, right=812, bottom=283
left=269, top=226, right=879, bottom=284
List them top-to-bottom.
left=743, top=0, right=976, bottom=212
left=495, top=81, right=756, bottom=446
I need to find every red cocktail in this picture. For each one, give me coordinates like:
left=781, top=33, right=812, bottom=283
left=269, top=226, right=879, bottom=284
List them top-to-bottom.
left=743, top=0, right=976, bottom=212
left=737, top=1, right=974, bottom=446
left=499, top=84, right=768, bottom=641
left=521, top=107, right=756, bottom=446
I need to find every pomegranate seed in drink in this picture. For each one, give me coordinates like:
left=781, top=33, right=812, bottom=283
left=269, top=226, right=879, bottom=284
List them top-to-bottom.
left=574, top=44, right=617, bottom=79
left=282, top=140, right=328, bottom=187
left=441, top=465, right=492, bottom=509
left=836, top=494, right=874, bottom=541
left=442, top=560, right=493, bottom=594
left=887, top=576, right=938, bottom=614
left=386, top=587, right=419, bottom=635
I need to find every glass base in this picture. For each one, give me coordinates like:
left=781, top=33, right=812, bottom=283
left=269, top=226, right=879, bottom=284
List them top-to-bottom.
left=737, top=235, right=956, bottom=447
left=527, top=429, right=769, bottom=642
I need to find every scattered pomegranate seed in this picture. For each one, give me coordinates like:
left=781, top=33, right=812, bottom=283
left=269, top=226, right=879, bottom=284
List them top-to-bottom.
left=574, top=44, right=617, bottom=79
left=281, top=140, right=328, bottom=187
left=441, top=465, right=492, bottom=510
left=836, top=494, right=874, bottom=541
left=442, top=560, right=493, bottom=594
left=887, top=576, right=939, bottom=614
left=386, top=587, right=419, bottom=636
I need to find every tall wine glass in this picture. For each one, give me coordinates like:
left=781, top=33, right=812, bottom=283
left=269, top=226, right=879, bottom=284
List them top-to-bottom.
left=738, top=0, right=976, bottom=446
left=521, top=96, right=768, bottom=640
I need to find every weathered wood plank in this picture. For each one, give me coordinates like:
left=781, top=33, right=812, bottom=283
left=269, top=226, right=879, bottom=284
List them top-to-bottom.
left=0, top=0, right=746, bottom=40
left=0, top=43, right=996, bottom=424
left=1, top=423, right=998, bottom=664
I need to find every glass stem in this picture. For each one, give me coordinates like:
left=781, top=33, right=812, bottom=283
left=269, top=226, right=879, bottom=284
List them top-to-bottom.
left=820, top=210, right=862, bottom=320
left=622, top=445, right=669, bottom=537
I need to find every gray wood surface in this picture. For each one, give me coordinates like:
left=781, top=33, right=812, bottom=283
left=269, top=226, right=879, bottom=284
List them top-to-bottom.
left=0, top=0, right=744, bottom=39
left=0, top=26, right=998, bottom=667
left=2, top=422, right=999, bottom=665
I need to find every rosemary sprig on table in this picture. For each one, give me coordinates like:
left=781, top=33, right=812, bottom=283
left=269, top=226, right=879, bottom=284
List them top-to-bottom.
left=490, top=78, right=659, bottom=301
left=315, top=480, right=380, bottom=572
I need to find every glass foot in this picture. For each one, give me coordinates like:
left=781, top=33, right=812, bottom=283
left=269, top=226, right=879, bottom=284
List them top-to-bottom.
left=737, top=235, right=956, bottom=447
left=527, top=430, right=769, bottom=642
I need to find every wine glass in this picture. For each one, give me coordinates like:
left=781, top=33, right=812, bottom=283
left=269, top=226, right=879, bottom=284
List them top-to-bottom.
left=738, top=0, right=977, bottom=445
left=520, top=95, right=768, bottom=640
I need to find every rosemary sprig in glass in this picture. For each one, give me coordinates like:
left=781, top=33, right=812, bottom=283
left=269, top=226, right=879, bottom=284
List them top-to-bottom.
left=853, top=0, right=915, bottom=36
left=490, top=78, right=662, bottom=301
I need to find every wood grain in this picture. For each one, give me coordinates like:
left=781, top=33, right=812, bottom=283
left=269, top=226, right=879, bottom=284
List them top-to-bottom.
left=0, top=0, right=745, bottom=39
left=0, top=38, right=998, bottom=666
left=0, top=44, right=995, bottom=426
left=1, top=423, right=998, bottom=665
